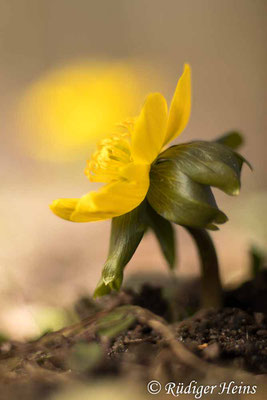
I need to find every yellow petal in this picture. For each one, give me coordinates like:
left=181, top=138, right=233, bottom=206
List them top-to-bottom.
left=164, top=64, right=191, bottom=146
left=131, top=93, right=168, bottom=164
left=50, top=163, right=150, bottom=222
left=50, top=198, right=79, bottom=221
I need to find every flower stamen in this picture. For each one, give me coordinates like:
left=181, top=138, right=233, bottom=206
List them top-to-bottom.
left=85, top=133, right=133, bottom=183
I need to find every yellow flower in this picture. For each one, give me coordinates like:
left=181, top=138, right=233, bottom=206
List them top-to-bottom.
left=18, top=62, right=153, bottom=162
left=50, top=65, right=191, bottom=222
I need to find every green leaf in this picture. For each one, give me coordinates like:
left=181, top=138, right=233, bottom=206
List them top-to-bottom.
left=216, top=131, right=244, bottom=150
left=156, top=141, right=245, bottom=196
left=148, top=158, right=228, bottom=230
left=93, top=201, right=147, bottom=298
left=146, top=202, right=176, bottom=270
left=250, top=245, right=265, bottom=278
left=94, top=276, right=115, bottom=298
left=96, top=308, right=136, bottom=338
left=0, top=333, right=8, bottom=343
left=69, top=342, right=103, bottom=372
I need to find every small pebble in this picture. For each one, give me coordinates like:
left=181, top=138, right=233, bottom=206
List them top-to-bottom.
left=254, top=312, right=265, bottom=325
left=256, top=330, right=267, bottom=337
left=0, top=342, right=12, bottom=353
left=198, top=343, right=208, bottom=350
left=202, top=343, right=220, bottom=360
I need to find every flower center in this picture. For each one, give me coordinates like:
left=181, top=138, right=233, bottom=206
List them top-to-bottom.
left=85, top=132, right=133, bottom=183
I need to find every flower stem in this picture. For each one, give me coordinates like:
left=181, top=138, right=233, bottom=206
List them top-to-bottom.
left=185, top=227, right=223, bottom=308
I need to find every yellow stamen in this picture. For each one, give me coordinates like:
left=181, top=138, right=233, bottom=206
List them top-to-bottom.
left=85, top=133, right=133, bottom=183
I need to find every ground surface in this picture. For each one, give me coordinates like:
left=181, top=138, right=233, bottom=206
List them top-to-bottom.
left=0, top=272, right=267, bottom=400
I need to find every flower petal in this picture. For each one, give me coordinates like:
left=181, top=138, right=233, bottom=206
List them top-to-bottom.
left=164, top=64, right=191, bottom=146
left=131, top=93, right=168, bottom=164
left=50, top=163, right=150, bottom=222
left=50, top=198, right=80, bottom=221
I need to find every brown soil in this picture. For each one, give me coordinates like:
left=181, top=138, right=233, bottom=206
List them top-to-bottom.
left=0, top=271, right=267, bottom=399
left=175, top=308, right=267, bottom=374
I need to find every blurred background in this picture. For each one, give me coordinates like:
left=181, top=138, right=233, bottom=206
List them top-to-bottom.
left=0, top=0, right=266, bottom=339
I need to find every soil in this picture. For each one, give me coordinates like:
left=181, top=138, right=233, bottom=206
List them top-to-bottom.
left=0, top=271, right=267, bottom=399
left=175, top=308, right=267, bottom=374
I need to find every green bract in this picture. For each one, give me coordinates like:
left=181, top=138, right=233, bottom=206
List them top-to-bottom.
left=94, top=132, right=248, bottom=297
left=94, top=202, right=147, bottom=297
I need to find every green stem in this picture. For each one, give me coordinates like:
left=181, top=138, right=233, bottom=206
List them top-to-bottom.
left=185, top=227, right=223, bottom=308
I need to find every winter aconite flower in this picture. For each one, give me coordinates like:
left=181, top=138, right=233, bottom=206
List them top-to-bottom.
left=19, top=62, right=152, bottom=162
left=50, top=64, right=191, bottom=222
left=50, top=64, right=248, bottom=298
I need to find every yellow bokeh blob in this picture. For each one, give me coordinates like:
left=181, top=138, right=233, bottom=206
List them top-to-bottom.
left=18, top=61, right=156, bottom=162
